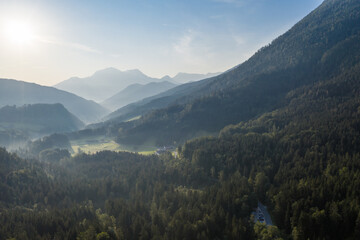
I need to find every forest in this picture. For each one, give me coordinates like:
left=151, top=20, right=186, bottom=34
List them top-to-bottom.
left=1, top=63, right=360, bottom=240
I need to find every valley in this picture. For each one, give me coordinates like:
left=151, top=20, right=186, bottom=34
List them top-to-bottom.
left=0, top=0, right=360, bottom=239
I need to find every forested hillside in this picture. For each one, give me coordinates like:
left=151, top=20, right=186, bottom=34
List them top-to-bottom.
left=111, top=0, right=360, bottom=146
left=1, top=61, right=360, bottom=239
left=177, top=62, right=360, bottom=239
left=1, top=66, right=360, bottom=238
left=102, top=79, right=209, bottom=123
left=0, top=104, right=84, bottom=136
left=0, top=104, right=83, bottom=150
left=0, top=146, right=263, bottom=239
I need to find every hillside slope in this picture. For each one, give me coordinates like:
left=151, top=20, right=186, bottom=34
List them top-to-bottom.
left=113, top=0, right=360, bottom=145
left=176, top=62, right=360, bottom=240
left=104, top=77, right=213, bottom=122
left=0, top=79, right=109, bottom=123
left=102, top=81, right=177, bottom=111
left=0, top=104, right=84, bottom=136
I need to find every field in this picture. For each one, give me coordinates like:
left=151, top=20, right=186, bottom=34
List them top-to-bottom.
left=70, top=137, right=156, bottom=155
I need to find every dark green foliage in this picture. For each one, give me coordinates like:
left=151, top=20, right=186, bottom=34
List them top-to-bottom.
left=1, top=58, right=360, bottom=240
left=2, top=61, right=360, bottom=239
left=175, top=63, right=360, bottom=239
left=0, top=129, right=29, bottom=149
left=23, top=133, right=72, bottom=160
left=30, top=133, right=71, bottom=152
left=0, top=147, right=257, bottom=239
left=0, top=147, right=51, bottom=206
left=39, top=148, right=70, bottom=162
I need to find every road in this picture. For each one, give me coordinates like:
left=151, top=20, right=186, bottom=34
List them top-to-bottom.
left=253, top=202, right=273, bottom=225
left=258, top=202, right=273, bottom=225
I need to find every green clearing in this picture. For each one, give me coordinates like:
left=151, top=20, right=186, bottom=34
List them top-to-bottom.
left=125, top=115, right=141, bottom=122
left=70, top=137, right=156, bottom=155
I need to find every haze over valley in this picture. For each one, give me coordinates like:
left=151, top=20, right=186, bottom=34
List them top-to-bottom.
left=1, top=0, right=360, bottom=239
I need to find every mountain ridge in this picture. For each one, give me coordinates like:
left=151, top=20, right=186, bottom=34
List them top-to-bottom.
left=110, top=0, right=360, bottom=145
left=54, top=68, right=160, bottom=102
left=55, top=68, right=221, bottom=102
left=0, top=78, right=109, bottom=123
left=101, top=81, right=177, bottom=111
left=0, top=103, right=84, bottom=135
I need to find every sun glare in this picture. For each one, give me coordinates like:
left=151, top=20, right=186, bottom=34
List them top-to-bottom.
left=3, top=19, right=35, bottom=46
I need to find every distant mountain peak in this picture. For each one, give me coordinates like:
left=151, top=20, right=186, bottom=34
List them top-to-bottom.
left=92, top=67, right=122, bottom=77
left=55, top=68, right=221, bottom=102
left=126, top=68, right=142, bottom=73
left=125, top=69, right=148, bottom=77
left=161, top=75, right=172, bottom=81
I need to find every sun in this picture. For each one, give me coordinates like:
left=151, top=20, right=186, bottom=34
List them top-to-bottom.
left=3, top=19, right=35, bottom=46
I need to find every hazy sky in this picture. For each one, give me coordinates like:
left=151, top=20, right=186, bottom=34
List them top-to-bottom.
left=0, top=0, right=323, bottom=86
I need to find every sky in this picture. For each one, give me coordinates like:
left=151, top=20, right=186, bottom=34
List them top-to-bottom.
left=0, top=0, right=323, bottom=86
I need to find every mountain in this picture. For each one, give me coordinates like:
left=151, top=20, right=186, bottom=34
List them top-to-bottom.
left=110, top=0, right=360, bottom=146
left=1, top=1, right=360, bottom=239
left=174, top=61, right=360, bottom=240
left=2, top=62, right=359, bottom=239
left=1, top=65, right=359, bottom=239
left=0, top=66, right=359, bottom=239
left=54, top=68, right=163, bottom=102
left=55, top=68, right=221, bottom=103
left=172, top=72, right=221, bottom=84
left=0, top=78, right=109, bottom=123
left=103, top=78, right=213, bottom=122
left=101, top=81, right=177, bottom=111
left=0, top=103, right=83, bottom=149
left=0, top=104, right=84, bottom=136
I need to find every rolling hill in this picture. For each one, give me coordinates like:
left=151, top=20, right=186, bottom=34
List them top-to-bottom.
left=110, top=0, right=360, bottom=145
left=0, top=78, right=109, bottom=123
left=101, top=81, right=177, bottom=111
left=0, top=103, right=84, bottom=149
left=0, top=104, right=84, bottom=135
